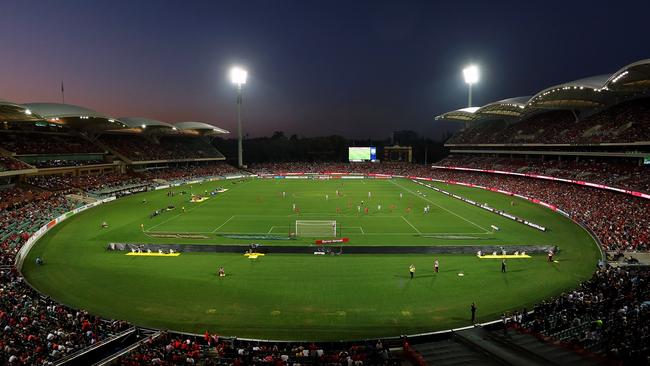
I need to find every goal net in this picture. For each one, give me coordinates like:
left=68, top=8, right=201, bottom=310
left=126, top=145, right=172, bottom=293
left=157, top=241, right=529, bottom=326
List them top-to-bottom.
left=295, top=220, right=337, bottom=237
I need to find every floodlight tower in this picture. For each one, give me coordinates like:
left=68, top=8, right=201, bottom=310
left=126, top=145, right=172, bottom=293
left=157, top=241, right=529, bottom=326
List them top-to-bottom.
left=463, top=65, right=479, bottom=108
left=230, top=66, right=248, bottom=168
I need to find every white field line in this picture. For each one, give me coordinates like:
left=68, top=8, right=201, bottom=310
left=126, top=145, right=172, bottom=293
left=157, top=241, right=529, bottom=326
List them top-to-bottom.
left=390, top=180, right=489, bottom=232
left=146, top=201, right=207, bottom=231
left=211, top=215, right=235, bottom=233
left=401, top=216, right=421, bottom=234
left=267, top=226, right=275, bottom=234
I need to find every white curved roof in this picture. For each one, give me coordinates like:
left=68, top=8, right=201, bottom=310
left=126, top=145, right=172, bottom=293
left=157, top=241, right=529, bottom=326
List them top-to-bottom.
left=606, top=59, right=650, bottom=89
left=526, top=74, right=613, bottom=109
left=0, top=99, right=42, bottom=121
left=22, top=103, right=115, bottom=120
left=434, top=107, right=480, bottom=122
left=119, top=117, right=175, bottom=129
left=174, top=122, right=229, bottom=133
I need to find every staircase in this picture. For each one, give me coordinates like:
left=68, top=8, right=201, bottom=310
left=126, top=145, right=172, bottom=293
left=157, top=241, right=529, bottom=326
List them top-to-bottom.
left=410, top=325, right=607, bottom=366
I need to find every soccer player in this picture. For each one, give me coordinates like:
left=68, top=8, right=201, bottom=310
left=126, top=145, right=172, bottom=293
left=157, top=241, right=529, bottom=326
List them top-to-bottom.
left=282, top=191, right=286, bottom=198
left=368, top=191, right=372, bottom=198
left=400, top=192, right=403, bottom=199
left=325, top=194, right=329, bottom=200
left=292, top=203, right=296, bottom=211
left=377, top=204, right=381, bottom=211
left=357, top=205, right=361, bottom=213
left=182, top=206, right=185, bottom=213
left=364, top=207, right=369, bottom=214
left=140, top=223, right=144, bottom=231
left=548, top=249, right=554, bottom=262
left=434, top=258, right=439, bottom=273
left=501, top=259, right=507, bottom=273
left=409, top=264, right=415, bottom=279
left=218, top=266, right=225, bottom=277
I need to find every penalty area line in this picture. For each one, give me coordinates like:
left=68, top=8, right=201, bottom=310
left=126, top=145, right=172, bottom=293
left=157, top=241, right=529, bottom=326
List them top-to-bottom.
left=212, top=215, right=235, bottom=233
left=401, top=216, right=421, bottom=234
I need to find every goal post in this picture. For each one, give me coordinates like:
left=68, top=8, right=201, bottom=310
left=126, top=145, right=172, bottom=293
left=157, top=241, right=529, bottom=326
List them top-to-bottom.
left=295, top=220, right=337, bottom=237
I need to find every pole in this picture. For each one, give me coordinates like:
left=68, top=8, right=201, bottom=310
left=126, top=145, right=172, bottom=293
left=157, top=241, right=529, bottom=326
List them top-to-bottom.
left=468, top=83, right=472, bottom=108
left=237, top=84, right=243, bottom=168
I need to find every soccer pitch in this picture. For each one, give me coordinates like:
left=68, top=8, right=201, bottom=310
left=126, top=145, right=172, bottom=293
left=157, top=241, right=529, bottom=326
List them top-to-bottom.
left=23, top=177, right=600, bottom=340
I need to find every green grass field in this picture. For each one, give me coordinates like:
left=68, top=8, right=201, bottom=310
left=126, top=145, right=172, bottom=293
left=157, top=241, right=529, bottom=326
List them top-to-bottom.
left=23, top=177, right=600, bottom=340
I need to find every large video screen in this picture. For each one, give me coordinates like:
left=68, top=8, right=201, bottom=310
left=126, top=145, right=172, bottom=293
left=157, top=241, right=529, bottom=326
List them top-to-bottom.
left=348, top=147, right=377, bottom=162
left=644, top=156, right=650, bottom=165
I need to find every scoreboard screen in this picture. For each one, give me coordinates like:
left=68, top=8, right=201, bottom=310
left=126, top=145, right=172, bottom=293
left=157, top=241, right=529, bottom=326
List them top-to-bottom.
left=348, top=147, right=377, bottom=162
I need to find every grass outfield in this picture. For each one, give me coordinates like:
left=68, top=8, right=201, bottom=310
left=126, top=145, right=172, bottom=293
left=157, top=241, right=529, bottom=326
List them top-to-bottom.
left=23, top=178, right=600, bottom=340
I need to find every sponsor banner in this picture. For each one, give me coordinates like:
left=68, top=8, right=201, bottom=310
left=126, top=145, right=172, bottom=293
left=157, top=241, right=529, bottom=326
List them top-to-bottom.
left=432, top=165, right=650, bottom=200
left=225, top=175, right=247, bottom=180
left=285, top=175, right=309, bottom=179
left=342, top=176, right=365, bottom=179
left=413, top=179, right=546, bottom=232
left=155, top=185, right=170, bottom=190
left=315, top=238, right=349, bottom=244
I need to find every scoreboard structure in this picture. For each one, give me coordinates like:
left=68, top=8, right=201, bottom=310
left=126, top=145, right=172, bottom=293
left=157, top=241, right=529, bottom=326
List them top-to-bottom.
left=383, top=145, right=412, bottom=162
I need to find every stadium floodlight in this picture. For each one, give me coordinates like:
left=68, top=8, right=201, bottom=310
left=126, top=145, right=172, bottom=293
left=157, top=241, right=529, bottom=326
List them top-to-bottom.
left=463, top=65, right=479, bottom=107
left=230, top=66, right=248, bottom=168
left=230, top=67, right=247, bottom=86
left=24, top=109, right=32, bottom=115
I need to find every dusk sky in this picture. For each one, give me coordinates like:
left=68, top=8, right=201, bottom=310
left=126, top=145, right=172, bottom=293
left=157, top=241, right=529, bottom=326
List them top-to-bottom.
left=1, top=0, right=649, bottom=139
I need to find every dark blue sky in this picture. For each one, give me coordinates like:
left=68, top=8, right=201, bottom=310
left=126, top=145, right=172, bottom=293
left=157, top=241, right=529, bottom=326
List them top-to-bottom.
left=1, top=0, right=649, bottom=139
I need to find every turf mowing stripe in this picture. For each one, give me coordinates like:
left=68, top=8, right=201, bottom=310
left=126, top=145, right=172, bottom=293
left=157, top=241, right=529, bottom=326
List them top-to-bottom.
left=390, top=179, right=489, bottom=232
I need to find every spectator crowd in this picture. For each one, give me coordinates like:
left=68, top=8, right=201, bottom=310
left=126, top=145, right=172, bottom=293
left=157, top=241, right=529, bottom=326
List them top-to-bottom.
left=447, top=97, right=650, bottom=145
left=437, top=155, right=650, bottom=194
left=521, top=265, right=650, bottom=365
left=115, top=332, right=397, bottom=366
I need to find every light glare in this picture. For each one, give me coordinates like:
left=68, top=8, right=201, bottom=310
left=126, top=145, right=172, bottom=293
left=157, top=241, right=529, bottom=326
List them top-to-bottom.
left=463, top=65, right=479, bottom=84
left=230, top=67, right=248, bottom=85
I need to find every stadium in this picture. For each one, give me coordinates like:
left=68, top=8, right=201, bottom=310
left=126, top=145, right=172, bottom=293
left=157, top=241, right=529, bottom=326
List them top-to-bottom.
left=2, top=1, right=650, bottom=363
left=1, top=56, right=648, bottom=365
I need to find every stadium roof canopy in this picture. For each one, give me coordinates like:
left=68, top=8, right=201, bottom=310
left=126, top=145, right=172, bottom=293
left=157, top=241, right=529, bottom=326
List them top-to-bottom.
left=435, top=58, right=650, bottom=125
left=605, top=59, right=650, bottom=91
left=526, top=75, right=614, bottom=109
left=474, top=96, right=531, bottom=119
left=0, top=99, right=43, bottom=122
left=21, top=103, right=126, bottom=129
left=434, top=107, right=480, bottom=122
left=119, top=117, right=176, bottom=129
left=174, top=122, right=229, bottom=134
